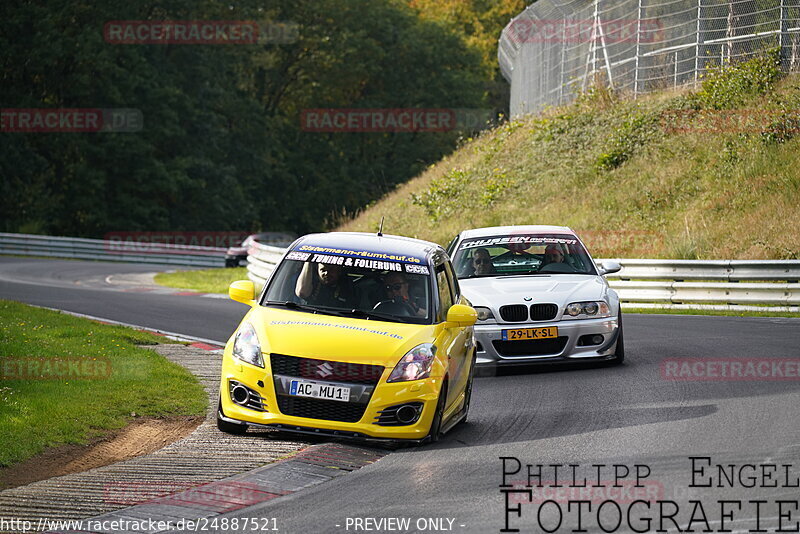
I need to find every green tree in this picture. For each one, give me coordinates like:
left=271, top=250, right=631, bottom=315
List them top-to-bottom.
left=1, top=0, right=487, bottom=236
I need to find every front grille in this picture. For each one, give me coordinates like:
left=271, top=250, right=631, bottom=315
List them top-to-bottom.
left=529, top=303, right=558, bottom=321
left=499, top=304, right=528, bottom=322
left=492, top=337, right=569, bottom=357
left=270, top=354, right=383, bottom=385
left=270, top=354, right=382, bottom=423
left=276, top=396, right=366, bottom=423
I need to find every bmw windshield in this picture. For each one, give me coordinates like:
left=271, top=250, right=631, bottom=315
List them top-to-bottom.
left=452, top=234, right=597, bottom=278
left=262, top=250, right=434, bottom=324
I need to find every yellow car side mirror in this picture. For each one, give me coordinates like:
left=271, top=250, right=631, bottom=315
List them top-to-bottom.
left=229, top=280, right=256, bottom=305
left=446, top=304, right=477, bottom=327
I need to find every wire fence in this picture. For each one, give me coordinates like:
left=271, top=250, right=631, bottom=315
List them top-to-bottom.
left=499, top=0, right=800, bottom=116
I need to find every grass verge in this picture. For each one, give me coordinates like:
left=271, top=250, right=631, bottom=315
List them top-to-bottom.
left=338, top=50, right=799, bottom=260
left=154, top=267, right=249, bottom=294
left=0, top=300, right=207, bottom=468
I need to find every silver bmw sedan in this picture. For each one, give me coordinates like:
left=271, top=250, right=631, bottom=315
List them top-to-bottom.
left=447, top=225, right=624, bottom=368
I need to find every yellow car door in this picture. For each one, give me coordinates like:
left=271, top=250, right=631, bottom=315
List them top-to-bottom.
left=434, top=262, right=471, bottom=414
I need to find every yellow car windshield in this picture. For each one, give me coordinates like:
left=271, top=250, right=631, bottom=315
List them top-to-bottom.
left=263, top=257, right=433, bottom=324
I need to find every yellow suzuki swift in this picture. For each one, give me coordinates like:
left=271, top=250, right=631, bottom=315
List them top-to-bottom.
left=217, top=232, right=477, bottom=445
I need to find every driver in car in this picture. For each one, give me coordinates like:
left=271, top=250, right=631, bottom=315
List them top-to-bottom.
left=472, top=247, right=495, bottom=276
left=295, top=261, right=356, bottom=308
left=382, top=272, right=426, bottom=317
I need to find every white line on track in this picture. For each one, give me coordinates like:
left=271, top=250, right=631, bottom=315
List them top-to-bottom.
left=30, top=304, right=227, bottom=347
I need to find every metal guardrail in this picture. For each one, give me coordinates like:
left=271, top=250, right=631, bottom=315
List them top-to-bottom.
left=0, top=232, right=226, bottom=268
left=245, top=241, right=287, bottom=288
left=247, top=246, right=800, bottom=311
left=597, top=258, right=800, bottom=311
left=600, top=258, right=800, bottom=281
left=610, top=281, right=799, bottom=305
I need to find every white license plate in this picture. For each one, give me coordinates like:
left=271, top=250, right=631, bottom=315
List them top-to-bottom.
left=289, top=380, right=351, bottom=403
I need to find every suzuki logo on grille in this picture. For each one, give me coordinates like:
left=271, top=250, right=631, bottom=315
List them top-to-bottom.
left=316, top=362, right=334, bottom=378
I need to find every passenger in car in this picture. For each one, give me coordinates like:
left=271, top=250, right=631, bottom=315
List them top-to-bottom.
left=542, top=244, right=565, bottom=266
left=295, top=262, right=356, bottom=308
left=381, top=272, right=427, bottom=317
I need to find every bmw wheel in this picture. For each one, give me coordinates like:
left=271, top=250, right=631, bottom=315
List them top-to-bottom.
left=612, top=312, right=625, bottom=364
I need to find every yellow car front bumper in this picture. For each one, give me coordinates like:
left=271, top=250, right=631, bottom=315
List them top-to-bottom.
left=219, top=347, right=445, bottom=442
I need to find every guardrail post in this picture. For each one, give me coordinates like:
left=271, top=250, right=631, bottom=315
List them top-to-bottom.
left=595, top=0, right=615, bottom=89
left=634, top=0, right=643, bottom=97
left=694, top=0, right=703, bottom=86
left=780, top=0, right=789, bottom=71
left=559, top=15, right=567, bottom=104
left=674, top=50, right=679, bottom=88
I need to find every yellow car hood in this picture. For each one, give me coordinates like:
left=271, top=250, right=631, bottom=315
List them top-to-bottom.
left=242, top=306, right=438, bottom=367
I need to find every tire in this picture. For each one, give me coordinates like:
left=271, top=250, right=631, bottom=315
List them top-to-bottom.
left=612, top=312, right=625, bottom=364
left=461, top=350, right=477, bottom=424
left=461, top=371, right=474, bottom=424
left=426, top=382, right=448, bottom=443
left=216, top=399, right=248, bottom=435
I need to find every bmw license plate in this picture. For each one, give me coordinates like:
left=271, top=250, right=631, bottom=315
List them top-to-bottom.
left=502, top=326, right=558, bottom=341
left=289, top=380, right=351, bottom=403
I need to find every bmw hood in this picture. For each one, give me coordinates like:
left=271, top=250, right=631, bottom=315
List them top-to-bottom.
left=459, top=274, right=609, bottom=310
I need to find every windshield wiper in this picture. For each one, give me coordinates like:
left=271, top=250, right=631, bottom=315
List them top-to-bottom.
left=462, top=271, right=547, bottom=279
left=265, top=301, right=413, bottom=322
left=342, top=308, right=406, bottom=323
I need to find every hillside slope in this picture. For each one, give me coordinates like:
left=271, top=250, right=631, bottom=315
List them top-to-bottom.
left=338, top=53, right=800, bottom=259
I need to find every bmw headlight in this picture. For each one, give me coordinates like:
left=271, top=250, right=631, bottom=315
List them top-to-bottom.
left=563, top=301, right=611, bottom=319
left=474, top=306, right=494, bottom=321
left=232, top=322, right=264, bottom=368
left=387, top=343, right=437, bottom=382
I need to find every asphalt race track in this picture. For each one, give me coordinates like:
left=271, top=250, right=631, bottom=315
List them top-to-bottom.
left=0, top=257, right=247, bottom=343
left=2, top=257, right=799, bottom=534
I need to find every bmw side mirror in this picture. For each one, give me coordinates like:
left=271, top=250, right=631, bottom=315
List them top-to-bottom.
left=598, top=261, right=621, bottom=276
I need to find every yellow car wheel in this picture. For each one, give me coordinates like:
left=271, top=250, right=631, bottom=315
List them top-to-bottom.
left=462, top=372, right=474, bottom=424
left=426, top=382, right=447, bottom=443
left=216, top=398, right=248, bottom=435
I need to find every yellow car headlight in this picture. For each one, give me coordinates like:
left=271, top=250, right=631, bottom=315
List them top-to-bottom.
left=232, top=322, right=264, bottom=368
left=387, top=343, right=436, bottom=382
